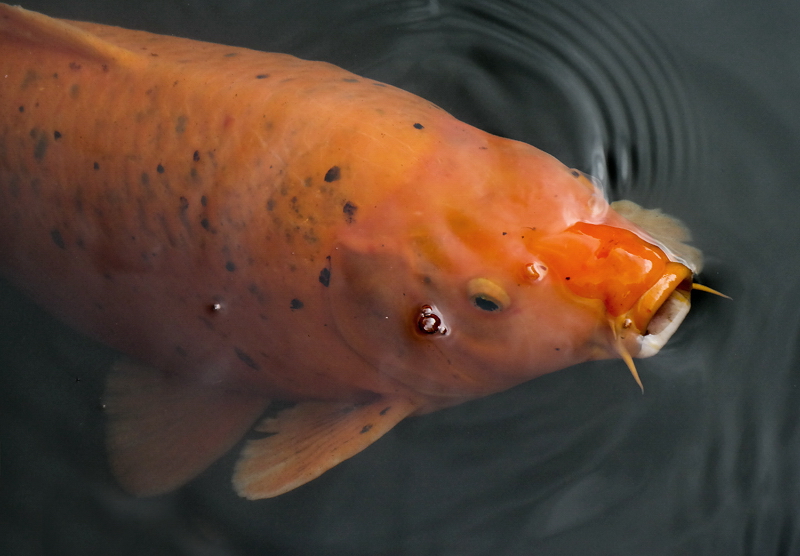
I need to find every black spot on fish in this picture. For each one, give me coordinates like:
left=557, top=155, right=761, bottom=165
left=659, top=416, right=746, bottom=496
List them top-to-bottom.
left=224, top=52, right=238, bottom=57
left=69, top=62, right=81, bottom=71
left=21, top=70, right=38, bottom=89
left=256, top=74, right=269, bottom=79
left=69, top=84, right=80, bottom=99
left=18, top=106, right=23, bottom=112
left=175, top=116, right=187, bottom=134
left=413, top=123, right=424, bottom=129
left=30, top=129, right=47, bottom=161
left=53, top=130, right=61, bottom=140
left=33, top=137, right=48, bottom=160
left=193, top=150, right=200, bottom=162
left=93, top=162, right=100, bottom=170
left=157, top=164, right=165, bottom=174
left=324, top=166, right=341, bottom=182
left=570, top=169, right=580, bottom=178
left=201, top=195, right=207, bottom=207
left=179, top=196, right=189, bottom=211
left=266, top=198, right=275, bottom=211
left=342, top=201, right=358, bottom=224
left=200, top=218, right=210, bottom=231
left=50, top=229, right=65, bottom=249
left=225, top=261, right=236, bottom=272
left=319, top=267, right=331, bottom=287
left=565, top=277, right=571, bottom=280
left=248, top=283, right=266, bottom=303
left=290, top=298, right=304, bottom=310
left=234, top=348, right=261, bottom=371
left=379, top=406, right=391, bottom=416
left=360, top=424, right=373, bottom=434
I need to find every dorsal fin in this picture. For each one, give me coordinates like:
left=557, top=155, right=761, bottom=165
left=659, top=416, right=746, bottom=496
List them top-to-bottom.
left=0, top=3, right=141, bottom=67
left=611, top=199, right=704, bottom=273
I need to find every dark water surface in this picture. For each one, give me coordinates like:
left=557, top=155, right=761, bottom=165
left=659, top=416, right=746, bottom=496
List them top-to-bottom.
left=2, top=0, right=798, bottom=554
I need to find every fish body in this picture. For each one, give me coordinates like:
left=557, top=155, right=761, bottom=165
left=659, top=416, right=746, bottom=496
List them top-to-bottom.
left=0, top=5, right=701, bottom=498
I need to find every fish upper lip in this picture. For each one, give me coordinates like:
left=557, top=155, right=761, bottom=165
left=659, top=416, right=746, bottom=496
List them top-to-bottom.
left=612, top=262, right=694, bottom=358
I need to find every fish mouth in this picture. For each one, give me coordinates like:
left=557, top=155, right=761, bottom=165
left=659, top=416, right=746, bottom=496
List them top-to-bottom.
left=613, top=261, right=693, bottom=357
left=610, top=262, right=693, bottom=389
left=636, top=278, right=692, bottom=358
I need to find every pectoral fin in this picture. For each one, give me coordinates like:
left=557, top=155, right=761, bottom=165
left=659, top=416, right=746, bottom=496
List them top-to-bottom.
left=104, top=358, right=269, bottom=496
left=233, top=396, right=418, bottom=499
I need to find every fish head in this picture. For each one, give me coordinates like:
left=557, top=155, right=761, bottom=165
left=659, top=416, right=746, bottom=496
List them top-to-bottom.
left=328, top=149, right=696, bottom=402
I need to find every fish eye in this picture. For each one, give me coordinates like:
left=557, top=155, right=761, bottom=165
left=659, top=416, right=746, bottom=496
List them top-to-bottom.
left=467, top=278, right=510, bottom=312
left=473, top=295, right=501, bottom=311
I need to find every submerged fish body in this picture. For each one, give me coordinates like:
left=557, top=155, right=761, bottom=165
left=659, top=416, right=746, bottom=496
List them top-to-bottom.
left=0, top=4, right=702, bottom=498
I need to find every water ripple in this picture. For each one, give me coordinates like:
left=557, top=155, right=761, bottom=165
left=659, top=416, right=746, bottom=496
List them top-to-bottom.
left=331, top=0, right=700, bottom=202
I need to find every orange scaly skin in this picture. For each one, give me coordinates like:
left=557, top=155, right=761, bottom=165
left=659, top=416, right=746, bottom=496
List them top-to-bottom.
left=0, top=5, right=695, bottom=498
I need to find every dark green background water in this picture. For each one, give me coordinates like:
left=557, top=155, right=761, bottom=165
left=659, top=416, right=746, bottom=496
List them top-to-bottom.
left=1, top=1, right=796, bottom=554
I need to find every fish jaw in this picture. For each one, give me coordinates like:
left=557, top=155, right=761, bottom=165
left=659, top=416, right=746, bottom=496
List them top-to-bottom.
left=611, top=262, right=693, bottom=359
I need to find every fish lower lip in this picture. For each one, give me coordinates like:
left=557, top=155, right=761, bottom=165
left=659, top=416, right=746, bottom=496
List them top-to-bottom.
left=613, top=262, right=693, bottom=358
left=637, top=285, right=691, bottom=357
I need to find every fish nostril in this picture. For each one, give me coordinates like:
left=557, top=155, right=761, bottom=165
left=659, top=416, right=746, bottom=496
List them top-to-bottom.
left=525, top=262, right=547, bottom=281
left=416, top=305, right=448, bottom=335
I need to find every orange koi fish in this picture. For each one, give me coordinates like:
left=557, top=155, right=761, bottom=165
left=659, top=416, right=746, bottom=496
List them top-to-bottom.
left=0, top=4, right=714, bottom=498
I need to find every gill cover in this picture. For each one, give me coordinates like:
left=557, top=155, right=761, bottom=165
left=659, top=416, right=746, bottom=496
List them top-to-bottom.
left=326, top=236, right=539, bottom=399
left=327, top=239, right=462, bottom=396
